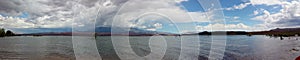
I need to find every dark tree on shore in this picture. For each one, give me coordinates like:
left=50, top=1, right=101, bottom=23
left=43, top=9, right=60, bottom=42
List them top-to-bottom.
left=0, top=28, right=5, bottom=37
left=0, top=28, right=16, bottom=37
left=5, top=30, right=15, bottom=36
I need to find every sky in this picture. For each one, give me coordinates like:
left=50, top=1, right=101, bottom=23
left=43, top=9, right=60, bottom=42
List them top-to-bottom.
left=0, top=0, right=299, bottom=33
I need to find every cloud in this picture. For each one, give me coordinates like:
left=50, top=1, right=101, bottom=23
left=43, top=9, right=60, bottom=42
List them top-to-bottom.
left=0, top=0, right=75, bottom=28
left=0, top=0, right=111, bottom=29
left=0, top=0, right=24, bottom=16
left=0, top=0, right=215, bottom=30
left=2, top=0, right=267, bottom=33
left=98, top=0, right=213, bottom=28
left=225, top=0, right=287, bottom=10
left=248, top=0, right=283, bottom=6
left=251, top=0, right=300, bottom=28
left=225, top=3, right=251, bottom=10
left=253, top=10, right=259, bottom=15
left=188, top=12, right=210, bottom=22
left=0, top=15, right=34, bottom=28
left=233, top=16, right=240, bottom=19
left=145, top=23, right=162, bottom=31
left=153, top=23, right=163, bottom=29
left=194, top=23, right=270, bottom=32
left=195, top=23, right=254, bottom=31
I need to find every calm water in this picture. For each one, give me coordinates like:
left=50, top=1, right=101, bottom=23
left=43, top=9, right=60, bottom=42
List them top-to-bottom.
left=0, top=35, right=300, bottom=60
left=0, top=36, right=74, bottom=60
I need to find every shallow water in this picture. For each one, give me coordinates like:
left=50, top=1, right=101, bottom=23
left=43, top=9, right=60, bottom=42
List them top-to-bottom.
left=0, top=35, right=300, bottom=60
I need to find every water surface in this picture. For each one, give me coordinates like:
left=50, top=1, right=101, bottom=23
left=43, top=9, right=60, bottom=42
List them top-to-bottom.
left=0, top=35, right=300, bottom=60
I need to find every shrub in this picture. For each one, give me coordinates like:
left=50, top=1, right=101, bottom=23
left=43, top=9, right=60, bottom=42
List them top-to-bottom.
left=0, top=28, right=5, bottom=37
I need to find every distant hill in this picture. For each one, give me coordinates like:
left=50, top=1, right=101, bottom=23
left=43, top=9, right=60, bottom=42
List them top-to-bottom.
left=16, top=27, right=178, bottom=36
left=16, top=27, right=300, bottom=36
left=95, top=27, right=176, bottom=36
left=182, top=27, right=300, bottom=36
left=250, top=27, right=300, bottom=36
left=13, top=28, right=72, bottom=34
left=270, top=28, right=300, bottom=32
left=182, top=31, right=249, bottom=35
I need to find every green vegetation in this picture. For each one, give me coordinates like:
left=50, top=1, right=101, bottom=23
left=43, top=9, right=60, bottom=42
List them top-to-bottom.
left=0, top=28, right=15, bottom=37
left=0, top=28, right=5, bottom=37
left=5, top=30, right=15, bottom=36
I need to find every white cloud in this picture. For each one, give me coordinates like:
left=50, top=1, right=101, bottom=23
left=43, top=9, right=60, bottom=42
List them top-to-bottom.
left=0, top=0, right=76, bottom=29
left=0, top=0, right=216, bottom=32
left=0, top=0, right=111, bottom=30
left=2, top=0, right=271, bottom=33
left=108, top=0, right=211, bottom=28
left=175, top=0, right=188, bottom=3
left=249, top=0, right=283, bottom=6
left=252, top=0, right=300, bottom=28
left=225, top=3, right=251, bottom=10
left=253, top=10, right=259, bottom=15
left=188, top=12, right=210, bottom=22
left=0, top=15, right=35, bottom=28
left=233, top=16, right=240, bottom=19
left=143, top=23, right=163, bottom=31
left=153, top=23, right=163, bottom=29
left=195, top=23, right=266, bottom=31
left=146, top=28, right=157, bottom=31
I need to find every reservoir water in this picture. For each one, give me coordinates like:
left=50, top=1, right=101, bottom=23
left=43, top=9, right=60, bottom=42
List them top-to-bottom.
left=0, top=35, right=299, bottom=60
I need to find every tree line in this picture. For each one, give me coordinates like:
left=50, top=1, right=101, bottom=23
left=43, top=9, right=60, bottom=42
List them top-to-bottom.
left=0, top=28, right=15, bottom=37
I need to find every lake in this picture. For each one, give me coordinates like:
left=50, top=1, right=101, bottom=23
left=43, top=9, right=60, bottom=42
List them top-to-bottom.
left=0, top=35, right=299, bottom=60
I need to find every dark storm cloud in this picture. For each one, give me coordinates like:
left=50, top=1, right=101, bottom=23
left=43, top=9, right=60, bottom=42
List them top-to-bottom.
left=0, top=0, right=26, bottom=16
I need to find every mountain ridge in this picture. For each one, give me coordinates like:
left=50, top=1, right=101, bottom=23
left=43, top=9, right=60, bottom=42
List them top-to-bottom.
left=14, top=27, right=300, bottom=36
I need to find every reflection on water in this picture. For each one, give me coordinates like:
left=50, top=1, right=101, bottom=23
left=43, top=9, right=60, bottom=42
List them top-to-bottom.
left=0, top=35, right=299, bottom=60
left=97, top=35, right=300, bottom=60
